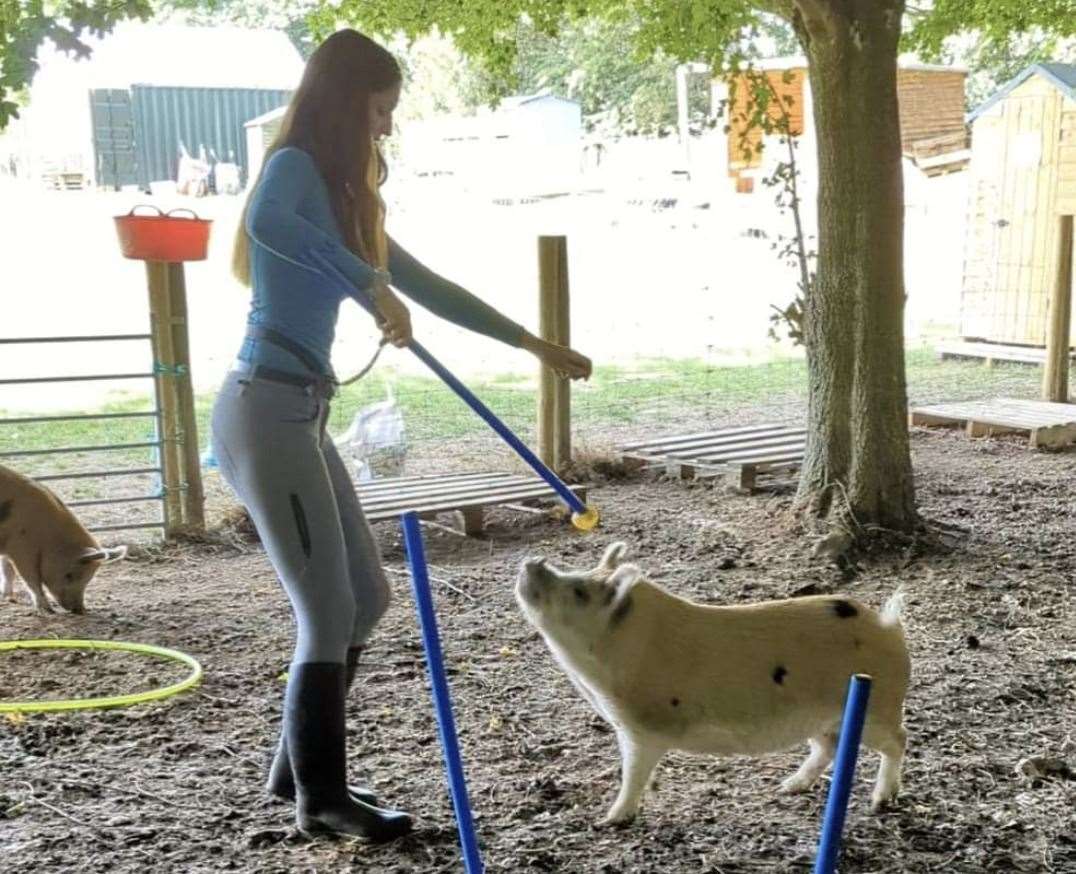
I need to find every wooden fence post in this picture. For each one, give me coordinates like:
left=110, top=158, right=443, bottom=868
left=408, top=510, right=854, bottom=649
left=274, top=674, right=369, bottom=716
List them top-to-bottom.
left=1043, top=215, right=1074, bottom=403
left=537, top=236, right=571, bottom=471
left=146, top=261, right=205, bottom=536
left=165, top=262, right=205, bottom=533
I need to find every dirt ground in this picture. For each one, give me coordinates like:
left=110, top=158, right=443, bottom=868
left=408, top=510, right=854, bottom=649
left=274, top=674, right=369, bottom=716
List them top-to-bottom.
left=2, top=429, right=1074, bottom=873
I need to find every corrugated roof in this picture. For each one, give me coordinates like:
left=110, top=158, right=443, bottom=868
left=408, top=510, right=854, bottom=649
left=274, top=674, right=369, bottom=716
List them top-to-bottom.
left=33, top=22, right=304, bottom=91
left=967, top=63, right=1076, bottom=122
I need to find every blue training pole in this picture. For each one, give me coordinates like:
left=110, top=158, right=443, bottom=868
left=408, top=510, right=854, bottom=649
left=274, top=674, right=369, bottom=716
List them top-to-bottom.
left=313, top=253, right=587, bottom=518
left=407, top=339, right=585, bottom=515
left=402, top=512, right=485, bottom=874
left=814, top=674, right=873, bottom=874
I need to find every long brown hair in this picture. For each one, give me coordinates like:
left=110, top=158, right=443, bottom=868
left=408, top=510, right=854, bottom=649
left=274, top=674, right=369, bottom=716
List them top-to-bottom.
left=233, top=29, right=401, bottom=285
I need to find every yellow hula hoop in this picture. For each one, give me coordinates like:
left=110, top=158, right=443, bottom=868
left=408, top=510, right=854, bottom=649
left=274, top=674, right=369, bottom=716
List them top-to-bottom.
left=0, top=639, right=203, bottom=714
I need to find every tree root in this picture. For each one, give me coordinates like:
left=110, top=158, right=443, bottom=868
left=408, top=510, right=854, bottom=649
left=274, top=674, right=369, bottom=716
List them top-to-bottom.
left=798, top=480, right=966, bottom=565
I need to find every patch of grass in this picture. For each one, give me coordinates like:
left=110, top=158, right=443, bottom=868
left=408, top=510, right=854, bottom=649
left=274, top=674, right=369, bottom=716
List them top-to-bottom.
left=0, top=351, right=1068, bottom=467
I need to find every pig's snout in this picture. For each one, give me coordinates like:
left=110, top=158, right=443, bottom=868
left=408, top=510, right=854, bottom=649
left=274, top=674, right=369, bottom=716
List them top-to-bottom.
left=58, top=588, right=86, bottom=614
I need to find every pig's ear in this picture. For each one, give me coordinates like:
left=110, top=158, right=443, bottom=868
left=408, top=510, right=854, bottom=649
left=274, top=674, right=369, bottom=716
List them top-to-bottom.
left=597, top=542, right=628, bottom=573
left=78, top=545, right=126, bottom=564
left=79, top=547, right=108, bottom=564
left=608, top=563, right=641, bottom=594
left=606, top=564, right=641, bottom=625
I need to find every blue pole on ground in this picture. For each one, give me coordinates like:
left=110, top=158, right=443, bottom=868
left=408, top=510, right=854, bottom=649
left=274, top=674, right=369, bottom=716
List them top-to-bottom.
left=313, top=254, right=597, bottom=530
left=402, top=512, right=484, bottom=874
left=813, top=673, right=873, bottom=874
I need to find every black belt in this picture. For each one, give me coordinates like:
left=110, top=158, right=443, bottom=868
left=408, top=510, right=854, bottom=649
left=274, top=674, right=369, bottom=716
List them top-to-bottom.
left=242, top=326, right=338, bottom=397
left=235, top=363, right=336, bottom=397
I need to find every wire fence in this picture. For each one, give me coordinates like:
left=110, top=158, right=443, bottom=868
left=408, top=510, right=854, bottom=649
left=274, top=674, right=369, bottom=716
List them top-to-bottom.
left=0, top=182, right=1071, bottom=537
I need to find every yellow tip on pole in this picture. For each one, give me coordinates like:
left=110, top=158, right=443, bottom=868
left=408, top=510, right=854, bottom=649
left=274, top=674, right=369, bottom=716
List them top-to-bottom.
left=570, top=504, right=600, bottom=532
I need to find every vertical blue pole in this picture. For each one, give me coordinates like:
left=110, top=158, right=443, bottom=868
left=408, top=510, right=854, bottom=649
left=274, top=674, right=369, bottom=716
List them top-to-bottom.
left=402, top=512, right=485, bottom=874
left=814, top=674, right=873, bottom=874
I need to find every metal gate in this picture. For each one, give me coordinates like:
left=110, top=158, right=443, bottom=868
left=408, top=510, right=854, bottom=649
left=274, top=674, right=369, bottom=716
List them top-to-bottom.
left=0, top=333, right=168, bottom=536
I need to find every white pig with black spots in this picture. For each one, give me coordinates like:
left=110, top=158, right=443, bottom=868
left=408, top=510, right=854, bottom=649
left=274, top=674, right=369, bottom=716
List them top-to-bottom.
left=515, top=542, right=910, bottom=825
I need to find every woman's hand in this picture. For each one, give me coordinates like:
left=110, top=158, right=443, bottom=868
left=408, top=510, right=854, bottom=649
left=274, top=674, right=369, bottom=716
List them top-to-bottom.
left=371, top=283, right=412, bottom=348
left=521, top=333, right=592, bottom=380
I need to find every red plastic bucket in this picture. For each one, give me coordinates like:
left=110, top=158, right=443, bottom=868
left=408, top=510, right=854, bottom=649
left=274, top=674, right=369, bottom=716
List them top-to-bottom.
left=114, top=206, right=212, bottom=262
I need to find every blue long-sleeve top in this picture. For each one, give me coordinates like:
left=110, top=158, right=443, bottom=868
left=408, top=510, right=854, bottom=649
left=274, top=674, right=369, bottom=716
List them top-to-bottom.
left=237, top=146, right=526, bottom=376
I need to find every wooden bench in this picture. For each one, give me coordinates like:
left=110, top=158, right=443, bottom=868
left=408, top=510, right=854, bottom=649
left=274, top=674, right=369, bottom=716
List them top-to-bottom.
left=909, top=398, right=1076, bottom=449
left=618, top=424, right=807, bottom=492
left=356, top=471, right=588, bottom=535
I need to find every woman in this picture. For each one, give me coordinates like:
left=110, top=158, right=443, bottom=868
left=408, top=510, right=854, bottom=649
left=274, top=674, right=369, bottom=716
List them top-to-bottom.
left=212, top=29, right=591, bottom=842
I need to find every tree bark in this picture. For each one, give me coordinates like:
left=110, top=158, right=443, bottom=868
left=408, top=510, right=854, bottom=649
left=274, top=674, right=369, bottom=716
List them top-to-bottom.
left=792, top=0, right=917, bottom=533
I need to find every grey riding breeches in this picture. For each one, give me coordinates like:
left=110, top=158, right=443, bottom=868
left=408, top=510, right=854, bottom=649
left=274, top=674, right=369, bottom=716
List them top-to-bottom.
left=211, top=371, right=392, bottom=664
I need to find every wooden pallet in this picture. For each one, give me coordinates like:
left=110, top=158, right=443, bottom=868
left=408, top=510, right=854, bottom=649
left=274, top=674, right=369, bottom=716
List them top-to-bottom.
left=936, top=340, right=1076, bottom=366
left=909, top=398, right=1076, bottom=449
left=618, top=424, right=807, bottom=491
left=355, top=471, right=587, bottom=535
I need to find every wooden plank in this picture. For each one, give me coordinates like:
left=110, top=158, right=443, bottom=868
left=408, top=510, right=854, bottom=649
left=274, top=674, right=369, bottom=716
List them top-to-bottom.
left=936, top=340, right=1076, bottom=364
left=910, top=395, right=1076, bottom=449
left=913, top=397, right=1076, bottom=418
left=995, top=398, right=1076, bottom=415
left=913, top=400, right=996, bottom=415
left=912, top=406, right=1075, bottom=430
left=910, top=411, right=963, bottom=428
left=622, top=421, right=808, bottom=482
left=966, top=421, right=1020, bottom=438
left=1030, top=422, right=1076, bottom=449
left=618, top=424, right=787, bottom=452
left=622, top=430, right=804, bottom=461
left=651, top=432, right=806, bottom=461
left=669, top=448, right=805, bottom=481
left=689, top=448, right=806, bottom=468
left=726, top=457, right=805, bottom=490
left=730, top=464, right=757, bottom=493
left=356, top=471, right=514, bottom=493
left=357, top=473, right=537, bottom=502
left=357, top=474, right=531, bottom=501
left=359, top=481, right=577, bottom=512
left=360, top=483, right=544, bottom=510
left=362, top=484, right=587, bottom=520
left=365, top=490, right=580, bottom=522
left=455, top=507, right=485, bottom=536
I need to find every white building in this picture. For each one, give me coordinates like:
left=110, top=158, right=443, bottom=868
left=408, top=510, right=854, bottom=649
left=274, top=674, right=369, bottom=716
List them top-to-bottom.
left=398, top=94, right=583, bottom=197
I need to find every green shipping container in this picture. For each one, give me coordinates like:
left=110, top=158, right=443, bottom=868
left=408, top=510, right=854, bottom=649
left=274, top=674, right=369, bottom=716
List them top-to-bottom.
left=90, top=85, right=291, bottom=191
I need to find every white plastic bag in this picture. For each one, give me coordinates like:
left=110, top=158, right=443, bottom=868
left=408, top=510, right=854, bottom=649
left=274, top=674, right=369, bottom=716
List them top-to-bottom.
left=335, top=384, right=407, bottom=482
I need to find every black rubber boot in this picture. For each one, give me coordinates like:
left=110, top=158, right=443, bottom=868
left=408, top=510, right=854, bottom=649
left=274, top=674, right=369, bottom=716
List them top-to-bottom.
left=266, top=647, right=377, bottom=805
left=286, top=662, right=412, bottom=841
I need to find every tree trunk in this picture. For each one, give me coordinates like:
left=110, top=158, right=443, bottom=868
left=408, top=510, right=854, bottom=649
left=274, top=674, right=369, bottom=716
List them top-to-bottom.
left=792, top=0, right=917, bottom=534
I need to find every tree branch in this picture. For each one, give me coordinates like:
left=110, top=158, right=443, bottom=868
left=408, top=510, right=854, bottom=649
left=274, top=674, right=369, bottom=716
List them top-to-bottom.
left=754, top=0, right=797, bottom=20
left=791, top=0, right=836, bottom=38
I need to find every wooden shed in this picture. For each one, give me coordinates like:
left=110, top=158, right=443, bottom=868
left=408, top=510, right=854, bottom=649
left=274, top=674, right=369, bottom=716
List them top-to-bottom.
left=723, top=57, right=969, bottom=190
left=959, top=63, right=1076, bottom=349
